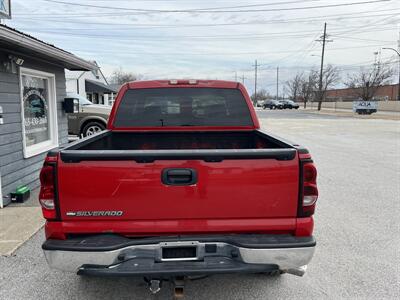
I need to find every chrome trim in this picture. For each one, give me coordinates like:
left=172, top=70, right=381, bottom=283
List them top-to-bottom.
left=158, top=241, right=199, bottom=262
left=43, top=242, right=315, bottom=276
left=239, top=246, right=314, bottom=270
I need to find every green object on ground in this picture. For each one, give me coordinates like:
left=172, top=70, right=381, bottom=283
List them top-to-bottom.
left=16, top=185, right=30, bottom=194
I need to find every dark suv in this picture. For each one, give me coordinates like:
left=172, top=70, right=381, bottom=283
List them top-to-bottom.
left=263, top=100, right=283, bottom=110
left=281, top=100, right=300, bottom=109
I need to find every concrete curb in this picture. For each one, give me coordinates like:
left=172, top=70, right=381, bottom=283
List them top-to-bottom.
left=301, top=108, right=400, bottom=120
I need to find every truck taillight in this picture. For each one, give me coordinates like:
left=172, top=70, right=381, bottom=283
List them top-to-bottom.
left=299, top=162, right=318, bottom=217
left=39, top=163, right=57, bottom=220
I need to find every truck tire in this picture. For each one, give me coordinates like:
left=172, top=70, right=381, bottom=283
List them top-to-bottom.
left=82, top=121, right=105, bottom=137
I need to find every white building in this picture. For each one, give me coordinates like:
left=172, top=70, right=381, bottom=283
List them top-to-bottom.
left=66, top=61, right=117, bottom=106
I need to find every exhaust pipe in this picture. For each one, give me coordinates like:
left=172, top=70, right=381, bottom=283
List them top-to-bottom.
left=284, top=265, right=307, bottom=277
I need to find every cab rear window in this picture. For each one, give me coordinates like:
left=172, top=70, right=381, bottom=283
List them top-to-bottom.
left=113, top=88, right=253, bottom=127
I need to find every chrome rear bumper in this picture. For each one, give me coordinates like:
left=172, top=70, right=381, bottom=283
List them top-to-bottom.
left=43, top=235, right=315, bottom=277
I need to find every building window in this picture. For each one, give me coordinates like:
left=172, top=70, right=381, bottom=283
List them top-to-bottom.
left=20, top=68, right=58, bottom=158
left=108, top=93, right=116, bottom=106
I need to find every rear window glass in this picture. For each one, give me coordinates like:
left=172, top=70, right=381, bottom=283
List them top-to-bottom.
left=113, top=88, right=253, bottom=127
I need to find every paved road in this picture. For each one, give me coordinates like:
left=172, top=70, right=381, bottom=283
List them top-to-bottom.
left=1, top=110, right=399, bottom=300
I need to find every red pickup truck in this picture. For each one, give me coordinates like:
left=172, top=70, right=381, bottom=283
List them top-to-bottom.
left=39, top=80, right=318, bottom=294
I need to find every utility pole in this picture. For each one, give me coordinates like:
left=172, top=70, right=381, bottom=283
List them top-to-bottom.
left=316, top=22, right=332, bottom=110
left=252, top=60, right=260, bottom=103
left=276, top=66, right=279, bottom=101
left=240, top=74, right=246, bottom=85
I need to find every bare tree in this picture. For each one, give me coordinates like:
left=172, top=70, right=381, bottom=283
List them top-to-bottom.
left=345, top=63, right=393, bottom=101
left=317, top=64, right=340, bottom=110
left=109, top=68, right=142, bottom=85
left=299, top=71, right=318, bottom=109
left=285, top=73, right=304, bottom=101
left=251, top=89, right=271, bottom=102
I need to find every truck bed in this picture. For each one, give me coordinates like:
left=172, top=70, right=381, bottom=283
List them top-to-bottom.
left=60, top=130, right=297, bottom=163
left=71, top=131, right=287, bottom=150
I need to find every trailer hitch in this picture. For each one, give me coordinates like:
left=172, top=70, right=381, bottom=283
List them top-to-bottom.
left=144, top=276, right=186, bottom=298
left=173, top=276, right=185, bottom=299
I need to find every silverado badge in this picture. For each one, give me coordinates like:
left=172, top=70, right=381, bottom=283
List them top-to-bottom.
left=66, top=211, right=123, bottom=217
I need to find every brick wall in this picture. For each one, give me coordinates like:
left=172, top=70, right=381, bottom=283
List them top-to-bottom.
left=325, top=84, right=399, bottom=101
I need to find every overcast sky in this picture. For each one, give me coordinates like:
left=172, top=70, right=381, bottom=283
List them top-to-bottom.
left=4, top=0, right=400, bottom=94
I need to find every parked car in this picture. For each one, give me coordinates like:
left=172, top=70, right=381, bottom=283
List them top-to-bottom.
left=40, top=80, right=318, bottom=296
left=65, top=93, right=111, bottom=137
left=263, top=99, right=284, bottom=109
left=255, top=100, right=265, bottom=107
left=281, top=100, right=300, bottom=109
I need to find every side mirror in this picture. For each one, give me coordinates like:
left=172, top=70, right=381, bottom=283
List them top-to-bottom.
left=63, top=98, right=79, bottom=113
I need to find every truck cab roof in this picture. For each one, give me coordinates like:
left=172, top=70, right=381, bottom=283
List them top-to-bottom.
left=125, top=80, right=241, bottom=89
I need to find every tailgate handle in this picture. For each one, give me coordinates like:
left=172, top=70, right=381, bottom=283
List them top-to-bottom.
left=162, top=168, right=197, bottom=186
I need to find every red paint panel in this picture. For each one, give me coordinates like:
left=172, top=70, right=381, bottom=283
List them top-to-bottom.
left=57, top=157, right=299, bottom=227
left=295, top=217, right=314, bottom=237
left=45, top=218, right=296, bottom=238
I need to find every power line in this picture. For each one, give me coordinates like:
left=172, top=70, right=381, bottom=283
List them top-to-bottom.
left=41, top=0, right=390, bottom=13
left=41, top=0, right=325, bottom=13
left=14, top=8, right=400, bottom=25
left=15, top=11, right=400, bottom=30
left=13, top=13, right=396, bottom=41
left=331, top=13, right=399, bottom=37
left=16, top=25, right=397, bottom=42
left=8, top=27, right=328, bottom=38
left=278, top=35, right=321, bottom=68
left=332, top=36, right=396, bottom=43
left=67, top=42, right=397, bottom=58
left=142, top=58, right=399, bottom=86
left=223, top=58, right=399, bottom=79
left=254, top=59, right=399, bottom=71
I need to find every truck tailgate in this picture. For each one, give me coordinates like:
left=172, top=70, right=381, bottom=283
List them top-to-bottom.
left=57, top=156, right=299, bottom=222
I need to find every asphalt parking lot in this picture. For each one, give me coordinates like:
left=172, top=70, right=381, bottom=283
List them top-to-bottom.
left=1, top=109, right=399, bottom=300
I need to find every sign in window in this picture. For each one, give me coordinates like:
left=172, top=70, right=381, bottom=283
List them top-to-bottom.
left=20, top=68, right=58, bottom=158
left=22, top=75, right=50, bottom=147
